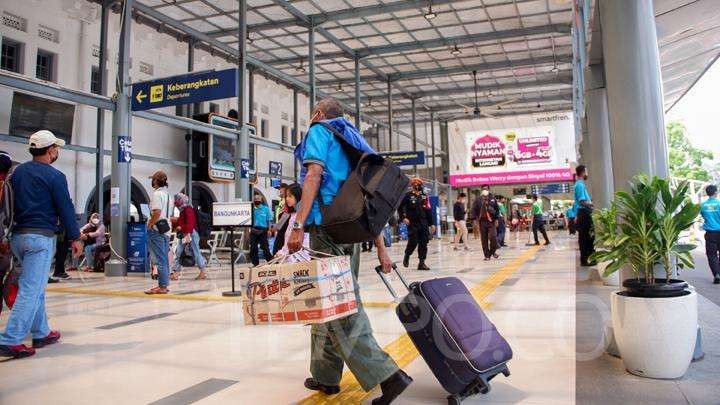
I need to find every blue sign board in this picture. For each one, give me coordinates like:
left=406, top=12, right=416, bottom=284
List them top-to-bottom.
left=131, top=68, right=237, bottom=112
left=117, top=135, right=132, bottom=163
left=380, top=151, right=426, bottom=167
left=240, top=158, right=251, bottom=179
left=269, top=161, right=282, bottom=177
left=531, top=183, right=571, bottom=195
left=127, top=222, right=148, bottom=274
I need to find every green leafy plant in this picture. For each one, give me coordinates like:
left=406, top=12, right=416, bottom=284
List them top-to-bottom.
left=590, top=174, right=701, bottom=283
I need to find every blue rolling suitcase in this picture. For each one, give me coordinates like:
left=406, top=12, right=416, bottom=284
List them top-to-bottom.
left=377, top=267, right=513, bottom=404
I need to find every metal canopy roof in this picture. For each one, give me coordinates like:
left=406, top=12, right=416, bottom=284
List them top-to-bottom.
left=135, top=0, right=576, bottom=124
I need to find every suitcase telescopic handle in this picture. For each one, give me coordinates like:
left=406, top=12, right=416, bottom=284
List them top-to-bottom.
left=375, top=263, right=411, bottom=300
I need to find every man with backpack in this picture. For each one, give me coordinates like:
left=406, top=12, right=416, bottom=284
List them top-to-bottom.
left=287, top=97, right=413, bottom=404
left=0, top=131, right=83, bottom=360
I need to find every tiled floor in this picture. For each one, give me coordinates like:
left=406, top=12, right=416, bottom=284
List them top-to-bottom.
left=0, top=231, right=577, bottom=404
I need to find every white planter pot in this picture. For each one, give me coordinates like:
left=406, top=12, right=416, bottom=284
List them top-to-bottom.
left=597, top=261, right=620, bottom=286
left=611, top=289, right=697, bottom=379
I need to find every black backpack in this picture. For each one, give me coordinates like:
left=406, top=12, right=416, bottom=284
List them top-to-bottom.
left=312, top=122, right=410, bottom=244
left=194, top=207, right=212, bottom=238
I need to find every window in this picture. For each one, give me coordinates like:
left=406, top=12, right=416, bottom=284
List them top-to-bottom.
left=1, top=38, right=22, bottom=73
left=36, top=49, right=55, bottom=82
left=91, top=66, right=101, bottom=95
left=10, top=92, right=75, bottom=144
left=209, top=103, right=219, bottom=114
left=261, top=119, right=269, bottom=138
left=281, top=125, right=288, bottom=144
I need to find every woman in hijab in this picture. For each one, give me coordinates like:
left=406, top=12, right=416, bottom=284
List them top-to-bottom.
left=170, top=193, right=208, bottom=280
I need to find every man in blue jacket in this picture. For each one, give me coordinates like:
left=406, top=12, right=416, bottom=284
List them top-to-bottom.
left=288, top=97, right=412, bottom=404
left=0, top=130, right=82, bottom=360
left=701, top=184, right=720, bottom=284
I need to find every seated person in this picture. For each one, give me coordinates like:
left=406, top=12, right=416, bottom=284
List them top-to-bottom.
left=80, top=213, right=106, bottom=272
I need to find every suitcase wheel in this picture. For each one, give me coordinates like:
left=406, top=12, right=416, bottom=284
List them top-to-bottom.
left=447, top=395, right=461, bottom=405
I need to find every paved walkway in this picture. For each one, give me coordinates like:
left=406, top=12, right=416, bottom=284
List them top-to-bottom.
left=0, top=231, right=578, bottom=404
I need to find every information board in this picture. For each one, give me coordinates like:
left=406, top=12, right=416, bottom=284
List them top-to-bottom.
left=132, top=68, right=237, bottom=111
left=212, top=201, right=253, bottom=227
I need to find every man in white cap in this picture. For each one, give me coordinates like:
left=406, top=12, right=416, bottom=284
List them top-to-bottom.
left=0, top=130, right=82, bottom=360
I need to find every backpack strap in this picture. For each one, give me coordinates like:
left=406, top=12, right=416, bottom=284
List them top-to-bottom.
left=310, top=122, right=364, bottom=169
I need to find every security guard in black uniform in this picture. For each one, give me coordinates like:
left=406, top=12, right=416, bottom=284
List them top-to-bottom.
left=398, top=178, right=435, bottom=271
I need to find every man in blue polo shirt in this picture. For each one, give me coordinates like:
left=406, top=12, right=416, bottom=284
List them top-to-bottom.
left=287, top=97, right=412, bottom=404
left=0, top=130, right=82, bottom=360
left=574, top=165, right=595, bottom=266
left=701, top=184, right=720, bottom=284
left=249, top=193, right=273, bottom=266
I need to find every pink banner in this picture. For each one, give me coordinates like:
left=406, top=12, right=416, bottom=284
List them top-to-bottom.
left=450, top=168, right=573, bottom=187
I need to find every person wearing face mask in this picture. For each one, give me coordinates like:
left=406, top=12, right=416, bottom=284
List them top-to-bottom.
left=0, top=131, right=83, bottom=360
left=574, top=165, right=594, bottom=265
left=145, top=171, right=172, bottom=295
left=398, top=177, right=435, bottom=271
left=472, top=185, right=500, bottom=261
left=170, top=193, right=207, bottom=280
left=249, top=193, right=273, bottom=266
left=79, top=213, right=106, bottom=272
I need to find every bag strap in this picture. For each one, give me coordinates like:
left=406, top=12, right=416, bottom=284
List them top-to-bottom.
left=311, top=122, right=365, bottom=169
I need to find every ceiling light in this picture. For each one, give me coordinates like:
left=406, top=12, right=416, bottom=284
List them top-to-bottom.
left=424, top=5, right=437, bottom=20
left=246, top=33, right=253, bottom=45
left=450, top=44, right=461, bottom=55
left=296, top=60, right=306, bottom=73
left=551, top=65, right=559, bottom=73
left=336, top=83, right=344, bottom=92
left=367, top=98, right=373, bottom=107
left=537, top=103, right=542, bottom=109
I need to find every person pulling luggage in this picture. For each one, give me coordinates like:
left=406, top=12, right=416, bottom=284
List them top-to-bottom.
left=399, top=177, right=435, bottom=271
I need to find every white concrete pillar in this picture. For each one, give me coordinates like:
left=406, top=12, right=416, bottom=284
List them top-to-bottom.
left=599, top=0, right=668, bottom=194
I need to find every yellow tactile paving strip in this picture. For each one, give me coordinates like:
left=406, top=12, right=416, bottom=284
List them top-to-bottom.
left=297, top=245, right=541, bottom=405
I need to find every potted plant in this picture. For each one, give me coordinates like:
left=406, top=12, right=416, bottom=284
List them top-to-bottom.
left=594, top=174, right=701, bottom=379
left=590, top=203, right=621, bottom=286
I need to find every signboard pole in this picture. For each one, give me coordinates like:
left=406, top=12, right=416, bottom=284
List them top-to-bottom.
left=106, top=0, right=133, bottom=277
left=235, top=0, right=250, bottom=202
left=222, top=227, right=242, bottom=297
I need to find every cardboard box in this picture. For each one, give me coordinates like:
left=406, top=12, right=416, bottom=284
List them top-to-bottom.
left=239, top=255, right=358, bottom=325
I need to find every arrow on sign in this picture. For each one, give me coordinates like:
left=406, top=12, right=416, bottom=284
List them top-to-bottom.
left=135, top=90, right=147, bottom=104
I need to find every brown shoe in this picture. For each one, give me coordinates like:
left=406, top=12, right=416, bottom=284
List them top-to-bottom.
left=144, top=286, right=169, bottom=295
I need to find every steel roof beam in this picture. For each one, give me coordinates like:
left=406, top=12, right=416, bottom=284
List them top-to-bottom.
left=207, top=0, right=544, bottom=35
left=269, top=0, right=414, bottom=99
left=267, top=24, right=571, bottom=66
left=317, top=55, right=572, bottom=86
left=331, top=74, right=572, bottom=103
left=383, top=92, right=573, bottom=115
left=392, top=105, right=574, bottom=124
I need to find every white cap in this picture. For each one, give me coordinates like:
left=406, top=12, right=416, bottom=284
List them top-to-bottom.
left=29, top=130, right=65, bottom=149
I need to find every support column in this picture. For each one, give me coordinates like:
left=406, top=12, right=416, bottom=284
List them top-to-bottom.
left=95, top=0, right=108, bottom=223
left=106, top=0, right=133, bottom=277
left=235, top=0, right=249, bottom=201
left=599, top=0, right=668, bottom=190
left=599, top=0, right=667, bottom=284
left=308, top=23, right=316, bottom=111
left=185, top=38, right=195, bottom=203
left=354, top=56, right=361, bottom=129
left=248, top=68, right=255, bottom=124
left=387, top=80, right=393, bottom=151
left=293, top=88, right=299, bottom=180
left=585, top=88, right=614, bottom=208
left=411, top=98, right=417, bottom=174
left=430, top=112, right=436, bottom=183
left=440, top=121, right=449, bottom=183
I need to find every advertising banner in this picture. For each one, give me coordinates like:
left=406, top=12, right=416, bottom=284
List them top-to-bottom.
left=452, top=122, right=574, bottom=187
left=450, top=168, right=573, bottom=187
